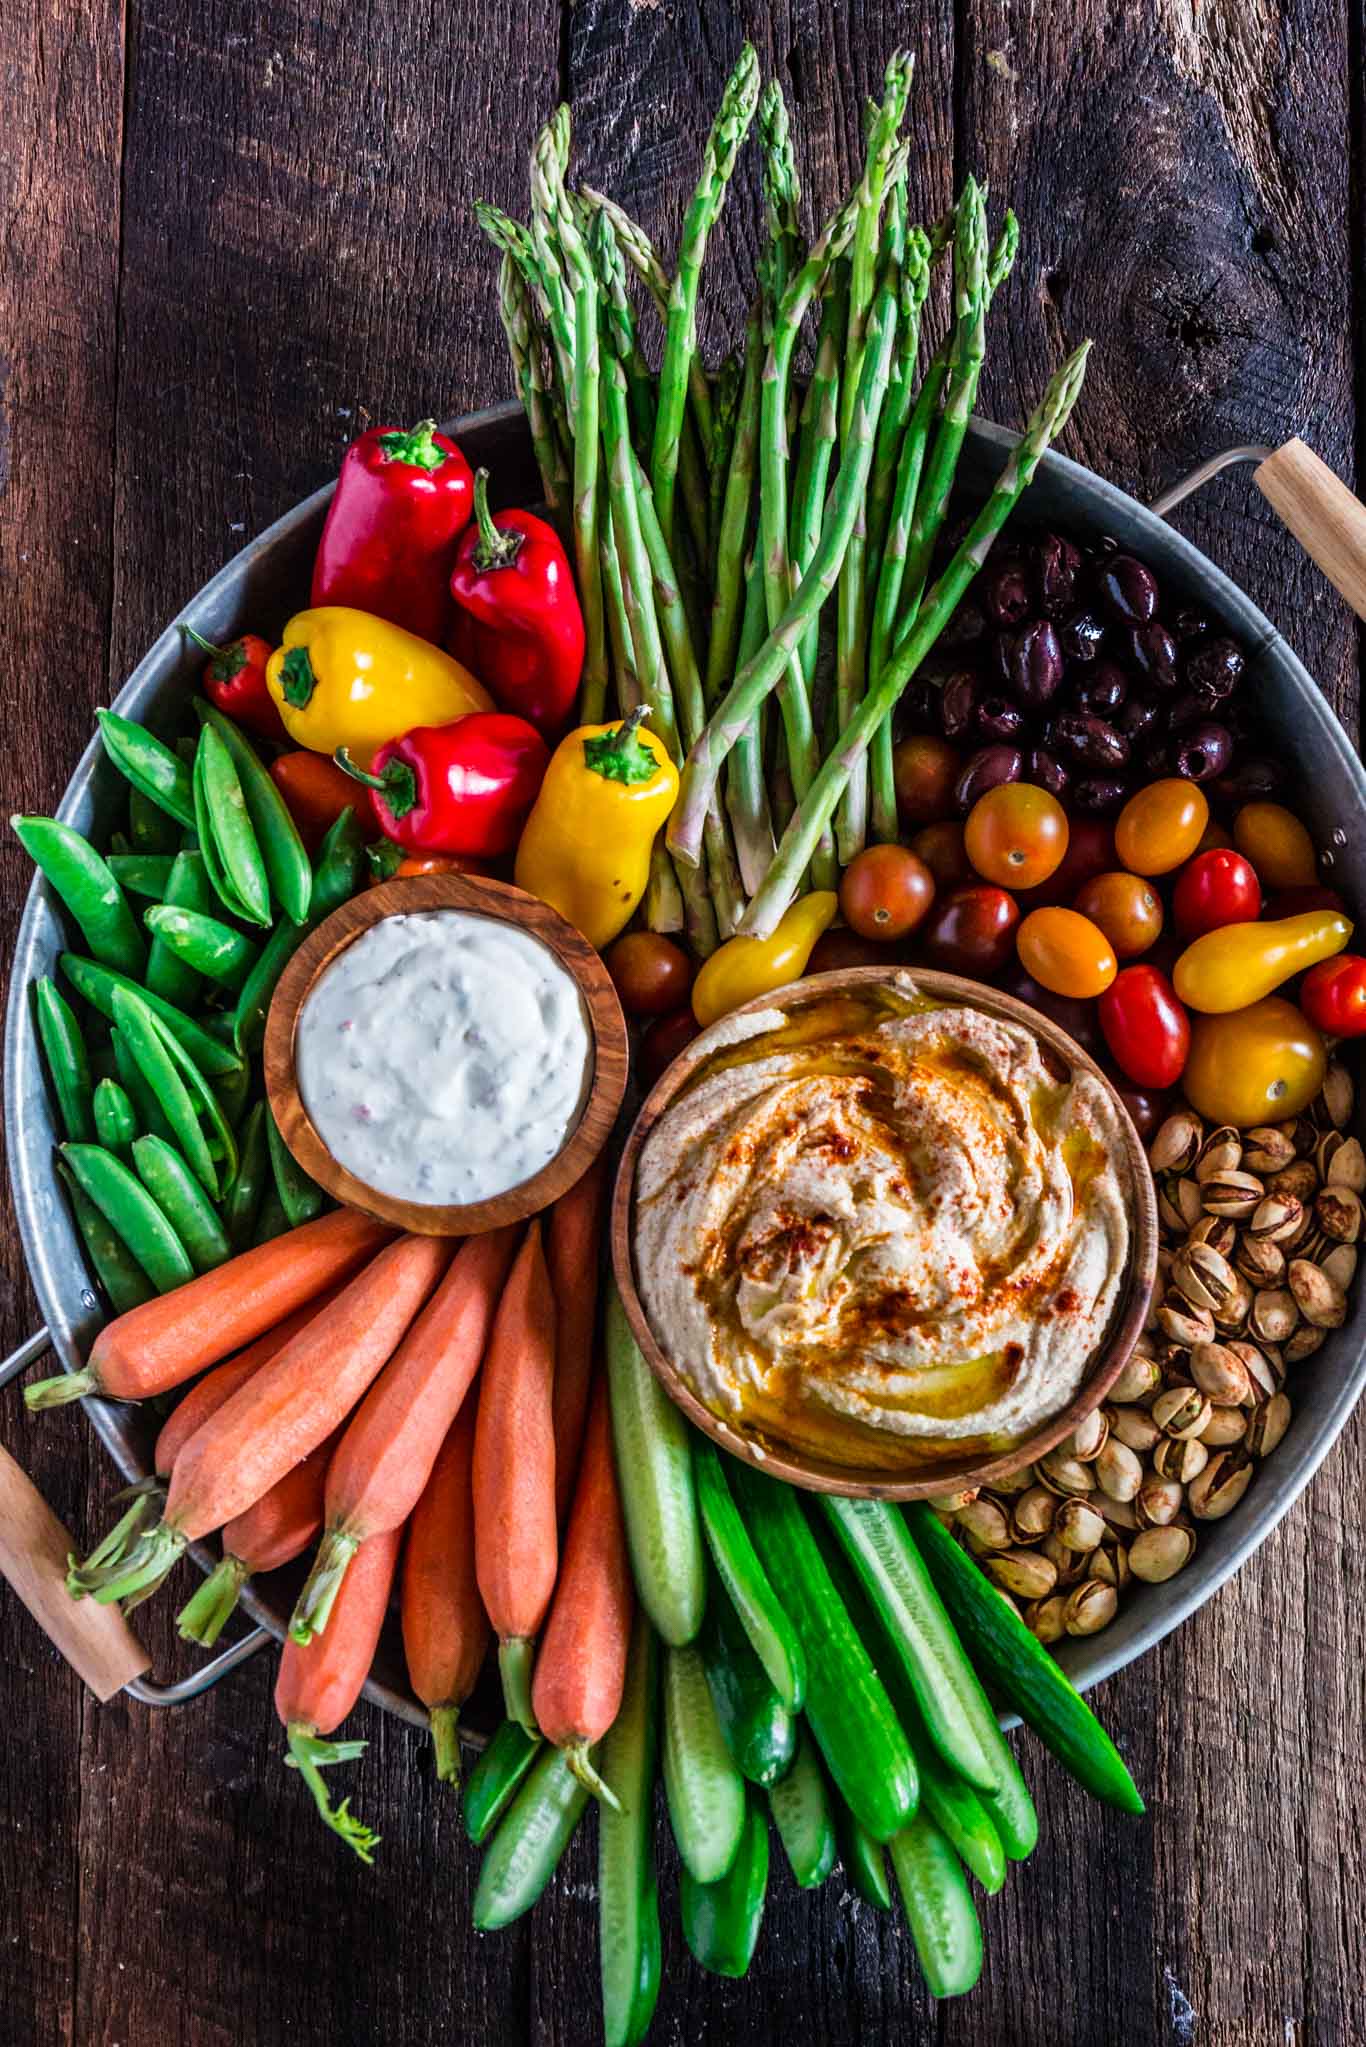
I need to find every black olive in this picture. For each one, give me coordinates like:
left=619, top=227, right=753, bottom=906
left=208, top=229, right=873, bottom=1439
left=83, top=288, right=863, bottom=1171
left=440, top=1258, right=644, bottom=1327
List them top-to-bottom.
left=1034, top=532, right=1084, bottom=618
left=1097, top=554, right=1159, bottom=626
left=981, top=560, right=1034, bottom=630
left=938, top=596, right=988, bottom=651
left=1171, top=604, right=1213, bottom=645
left=1059, top=610, right=1107, bottom=663
left=995, top=619, right=1064, bottom=708
left=1128, top=621, right=1180, bottom=691
left=1185, top=635, right=1246, bottom=701
left=1072, top=661, right=1128, bottom=717
left=939, top=672, right=980, bottom=740
left=975, top=694, right=1026, bottom=742
left=1116, top=695, right=1160, bottom=741
left=1052, top=710, right=1131, bottom=770
left=1173, top=722, right=1233, bottom=782
left=953, top=745, right=1024, bottom=812
left=1028, top=747, right=1070, bottom=800
left=1210, top=756, right=1285, bottom=803
left=1071, top=775, right=1131, bottom=814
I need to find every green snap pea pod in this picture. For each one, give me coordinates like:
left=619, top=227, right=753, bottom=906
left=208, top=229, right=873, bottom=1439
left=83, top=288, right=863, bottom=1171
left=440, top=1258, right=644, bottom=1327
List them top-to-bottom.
left=195, top=700, right=312, bottom=925
left=95, top=709, right=196, bottom=829
left=193, top=725, right=271, bottom=926
left=127, top=786, right=181, bottom=854
left=232, top=807, right=364, bottom=1054
left=13, top=818, right=147, bottom=979
left=108, top=830, right=132, bottom=856
left=145, top=850, right=217, bottom=1007
left=107, top=852, right=174, bottom=898
left=143, top=903, right=261, bottom=991
left=60, top=953, right=244, bottom=1078
left=34, top=977, right=94, bottom=1142
left=124, top=984, right=238, bottom=1194
left=110, top=985, right=218, bottom=1195
left=112, top=1028, right=175, bottom=1145
left=211, top=1057, right=252, bottom=1132
left=92, top=1079, right=138, bottom=1157
left=223, top=1100, right=270, bottom=1252
left=266, top=1104, right=323, bottom=1226
left=131, top=1135, right=231, bottom=1273
left=60, top=1143, right=193, bottom=1295
left=55, top=1157, right=154, bottom=1314
left=252, top=1183, right=289, bottom=1247
left=605, top=1284, right=705, bottom=1646
left=694, top=1436, right=805, bottom=1710
left=699, top=1586, right=795, bottom=1787
left=599, top=1613, right=660, bottom=2047
left=662, top=1642, right=745, bottom=1885
left=464, top=1720, right=543, bottom=1847
left=768, top=1724, right=837, bottom=1888
left=472, top=1745, right=590, bottom=1930
left=679, top=1787, right=769, bottom=1979
left=834, top=1788, right=891, bottom=1911
left=888, top=1810, right=983, bottom=2000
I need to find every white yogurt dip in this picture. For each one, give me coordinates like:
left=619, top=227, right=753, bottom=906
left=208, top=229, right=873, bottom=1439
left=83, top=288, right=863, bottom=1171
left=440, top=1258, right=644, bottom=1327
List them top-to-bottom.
left=296, top=909, right=592, bottom=1206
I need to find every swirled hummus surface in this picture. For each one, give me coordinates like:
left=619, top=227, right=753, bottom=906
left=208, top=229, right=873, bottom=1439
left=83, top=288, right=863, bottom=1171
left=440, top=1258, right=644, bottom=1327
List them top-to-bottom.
left=632, top=987, right=1131, bottom=1471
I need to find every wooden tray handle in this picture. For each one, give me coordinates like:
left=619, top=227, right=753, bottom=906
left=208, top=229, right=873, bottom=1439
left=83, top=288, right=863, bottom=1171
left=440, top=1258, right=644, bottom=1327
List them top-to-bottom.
left=1255, top=439, right=1366, bottom=622
left=0, top=1439, right=150, bottom=1700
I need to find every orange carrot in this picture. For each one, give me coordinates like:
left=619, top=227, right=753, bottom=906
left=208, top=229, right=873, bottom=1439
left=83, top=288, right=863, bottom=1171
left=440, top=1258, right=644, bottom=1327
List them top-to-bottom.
left=546, top=1154, right=608, bottom=1525
left=28, top=1209, right=392, bottom=1409
left=473, top=1219, right=558, bottom=1733
left=289, top=1225, right=520, bottom=1646
left=71, top=1234, right=450, bottom=1606
left=530, top=1377, right=633, bottom=1806
left=400, top=1397, right=488, bottom=1785
left=176, top=1430, right=340, bottom=1647
left=274, top=1521, right=402, bottom=1862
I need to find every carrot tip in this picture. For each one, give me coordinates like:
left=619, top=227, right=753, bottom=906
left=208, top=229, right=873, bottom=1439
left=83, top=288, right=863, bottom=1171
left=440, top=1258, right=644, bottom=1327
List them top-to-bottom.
left=25, top=1368, right=96, bottom=1411
left=176, top=1553, right=249, bottom=1647
left=498, top=1638, right=540, bottom=1737
left=430, top=1704, right=462, bottom=1787
left=565, top=1740, right=621, bottom=1813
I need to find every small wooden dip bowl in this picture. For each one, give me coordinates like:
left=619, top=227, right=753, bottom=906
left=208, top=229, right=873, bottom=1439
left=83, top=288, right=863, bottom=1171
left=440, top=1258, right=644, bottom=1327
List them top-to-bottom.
left=265, top=872, right=628, bottom=1237
left=611, top=966, right=1158, bottom=1501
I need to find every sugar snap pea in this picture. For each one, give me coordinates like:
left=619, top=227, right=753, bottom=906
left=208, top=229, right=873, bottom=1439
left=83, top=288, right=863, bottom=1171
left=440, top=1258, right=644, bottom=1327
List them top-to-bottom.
left=196, top=700, right=312, bottom=925
left=96, top=709, right=196, bottom=829
left=193, top=725, right=271, bottom=926
left=127, top=787, right=181, bottom=855
left=232, top=806, right=364, bottom=1054
left=13, top=817, right=147, bottom=979
left=145, top=849, right=217, bottom=1007
left=108, top=852, right=174, bottom=898
left=143, top=903, right=261, bottom=990
left=60, top=953, right=244, bottom=1078
left=34, top=976, right=94, bottom=1142
left=110, top=985, right=218, bottom=1195
left=112, top=1027, right=175, bottom=1145
left=93, top=1079, right=138, bottom=1157
left=223, top=1100, right=269, bottom=1251
left=266, top=1105, right=323, bottom=1226
left=132, top=1135, right=231, bottom=1272
left=60, top=1142, right=194, bottom=1294
left=55, top=1157, right=154, bottom=1314
left=252, top=1183, right=289, bottom=1246
left=464, top=1720, right=543, bottom=1847
left=472, top=1746, right=590, bottom=1931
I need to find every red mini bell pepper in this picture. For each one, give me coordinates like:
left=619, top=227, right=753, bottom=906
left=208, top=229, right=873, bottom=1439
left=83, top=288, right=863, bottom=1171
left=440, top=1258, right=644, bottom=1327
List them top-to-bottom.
left=312, top=419, right=474, bottom=644
left=448, top=469, right=584, bottom=735
left=183, top=627, right=286, bottom=744
left=336, top=712, right=549, bottom=859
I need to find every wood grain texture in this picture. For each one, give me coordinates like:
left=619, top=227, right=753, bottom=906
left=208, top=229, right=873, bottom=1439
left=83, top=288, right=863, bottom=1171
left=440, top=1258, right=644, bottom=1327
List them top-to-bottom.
left=1, top=0, right=1364, bottom=2041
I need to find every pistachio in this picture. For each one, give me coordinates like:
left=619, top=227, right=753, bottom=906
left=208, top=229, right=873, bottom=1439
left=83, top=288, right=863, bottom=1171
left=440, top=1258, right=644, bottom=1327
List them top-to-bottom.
left=1322, top=1061, right=1354, bottom=1130
left=1149, top=1109, right=1203, bottom=1175
left=1291, top=1114, right=1320, bottom=1157
left=1195, top=1126, right=1242, bottom=1182
left=1243, top=1126, right=1298, bottom=1174
left=1313, top=1129, right=1345, bottom=1182
left=1328, top=1136, right=1366, bottom=1192
left=1268, top=1159, right=1320, bottom=1205
left=1200, top=1171, right=1265, bottom=1220
left=1175, top=1176, right=1205, bottom=1229
left=1158, top=1185, right=1193, bottom=1237
left=1315, top=1186, right=1362, bottom=1243
left=1249, top=1193, right=1305, bottom=1244
left=1187, top=1215, right=1238, bottom=1259
left=1235, top=1234, right=1287, bottom=1287
left=1170, top=1241, right=1238, bottom=1313
left=1322, top=1243, right=1359, bottom=1292
left=1288, top=1257, right=1347, bottom=1329
left=1212, top=1271, right=1253, bottom=1333
left=1250, top=1287, right=1299, bottom=1343
left=1157, top=1295, right=1216, bottom=1347
left=1283, top=1323, right=1326, bottom=1364
left=1228, top=1338, right=1284, bottom=1398
left=1188, top=1340, right=1253, bottom=1406
left=1109, top=1350, right=1164, bottom=1404
left=1151, top=1383, right=1213, bottom=1439
left=1245, top=1390, right=1293, bottom=1457
left=1199, top=1403, right=1249, bottom=1447
left=1107, top=1404, right=1162, bottom=1454
left=1067, top=1407, right=1109, bottom=1462
left=1151, top=1434, right=1209, bottom=1483
left=1095, top=1436, right=1144, bottom=1503
left=1037, top=1448, right=1096, bottom=1497
left=1187, top=1450, right=1255, bottom=1519
left=987, top=1464, right=1038, bottom=1496
left=1134, top=1475, right=1185, bottom=1528
left=1010, top=1485, right=1057, bottom=1542
left=925, top=1487, right=980, bottom=1514
left=1096, top=1492, right=1140, bottom=1532
left=955, top=1497, right=1012, bottom=1553
left=1054, top=1497, right=1107, bottom=1552
left=1129, top=1524, right=1196, bottom=1583
left=1039, top=1531, right=1089, bottom=1588
left=1105, top=1537, right=1132, bottom=1591
left=1088, top=1546, right=1119, bottom=1587
left=984, top=1548, right=1059, bottom=1600
left=1064, top=1579, right=1118, bottom=1636
left=1024, top=1593, right=1068, bottom=1645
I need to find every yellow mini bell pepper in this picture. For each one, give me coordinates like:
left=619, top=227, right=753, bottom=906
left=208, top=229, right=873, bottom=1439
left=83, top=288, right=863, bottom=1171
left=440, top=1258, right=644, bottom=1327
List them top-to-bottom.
left=265, top=606, right=491, bottom=761
left=514, top=707, right=679, bottom=948
left=691, top=891, right=838, bottom=1027
left=1173, top=909, right=1352, bottom=1015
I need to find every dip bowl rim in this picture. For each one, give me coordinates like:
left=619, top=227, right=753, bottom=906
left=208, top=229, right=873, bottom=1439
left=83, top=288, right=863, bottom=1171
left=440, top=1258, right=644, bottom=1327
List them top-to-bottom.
left=265, top=870, right=629, bottom=1236
left=610, top=964, right=1159, bottom=1501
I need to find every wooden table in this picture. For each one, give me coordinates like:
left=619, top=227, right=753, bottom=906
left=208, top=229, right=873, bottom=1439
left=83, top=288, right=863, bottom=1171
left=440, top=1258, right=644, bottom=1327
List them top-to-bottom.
left=2, top=4, right=1362, bottom=2041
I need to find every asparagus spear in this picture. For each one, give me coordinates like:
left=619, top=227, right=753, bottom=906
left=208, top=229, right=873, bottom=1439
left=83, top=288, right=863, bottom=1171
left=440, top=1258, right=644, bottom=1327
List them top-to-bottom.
left=840, top=51, right=913, bottom=442
left=758, top=79, right=804, bottom=302
left=526, top=124, right=578, bottom=399
left=579, top=184, right=714, bottom=452
left=495, top=249, right=570, bottom=515
left=789, top=270, right=848, bottom=690
left=703, top=303, right=763, bottom=711
left=740, top=343, right=1092, bottom=935
left=708, top=353, right=743, bottom=584
left=603, top=503, right=686, bottom=935
left=725, top=554, right=777, bottom=894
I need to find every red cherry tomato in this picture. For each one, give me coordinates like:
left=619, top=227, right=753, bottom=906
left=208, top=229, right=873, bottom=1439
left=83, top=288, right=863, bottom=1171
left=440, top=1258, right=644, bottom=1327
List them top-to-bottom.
left=1015, top=816, right=1115, bottom=909
left=909, top=821, right=975, bottom=891
left=1171, top=848, right=1262, bottom=939
left=917, top=885, right=1020, bottom=978
left=807, top=928, right=901, bottom=975
left=606, top=932, right=695, bottom=1017
left=1300, top=953, right=1366, bottom=1038
left=1097, top=964, right=1191, bottom=1088
left=639, top=1006, right=700, bottom=1087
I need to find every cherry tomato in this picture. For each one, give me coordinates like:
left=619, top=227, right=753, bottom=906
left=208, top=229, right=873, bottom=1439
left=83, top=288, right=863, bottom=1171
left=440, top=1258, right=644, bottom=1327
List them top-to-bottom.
left=892, top=735, right=962, bottom=826
left=1114, top=778, right=1209, bottom=877
left=964, top=783, right=1069, bottom=890
left=1233, top=801, right=1317, bottom=889
left=1017, top=816, right=1116, bottom=910
left=1193, top=819, right=1233, bottom=855
left=910, top=821, right=975, bottom=891
left=839, top=844, right=936, bottom=941
left=1171, top=848, right=1262, bottom=939
left=368, top=851, right=494, bottom=886
left=1072, top=870, right=1164, bottom=958
left=918, top=885, right=1020, bottom=978
left=1264, top=885, right=1348, bottom=921
left=1016, top=907, right=1117, bottom=999
left=807, top=928, right=899, bottom=974
left=606, top=932, right=695, bottom=1017
left=1300, top=953, right=1366, bottom=1038
left=996, top=965, right=1104, bottom=1057
left=1097, top=965, right=1190, bottom=1088
left=1182, top=996, right=1326, bottom=1127
left=639, top=1006, right=700, bottom=1087
left=1109, top=1076, right=1170, bottom=1142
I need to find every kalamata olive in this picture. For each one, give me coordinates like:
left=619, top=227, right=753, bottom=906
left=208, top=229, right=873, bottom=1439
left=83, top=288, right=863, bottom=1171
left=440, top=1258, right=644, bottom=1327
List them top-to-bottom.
left=1034, top=533, right=1084, bottom=617
left=1097, top=554, right=1159, bottom=626
left=981, top=558, right=1033, bottom=629
left=938, top=596, right=988, bottom=651
left=1171, top=604, right=1212, bottom=645
left=1059, top=610, right=1107, bottom=663
left=995, top=619, right=1064, bottom=708
left=1127, top=621, right=1180, bottom=691
left=1185, top=635, right=1246, bottom=700
left=1072, top=661, right=1128, bottom=717
left=939, top=671, right=980, bottom=740
left=901, top=678, right=941, bottom=732
left=1166, top=690, right=1210, bottom=732
left=975, top=694, right=1026, bottom=743
left=1117, top=695, right=1160, bottom=742
left=1052, top=711, right=1130, bottom=770
left=1173, top=721, right=1233, bottom=782
left=1139, top=736, right=1173, bottom=778
left=953, top=744, right=1023, bottom=812
left=1027, top=747, right=1070, bottom=801
left=1210, top=756, right=1285, bottom=803
left=1071, top=775, right=1131, bottom=813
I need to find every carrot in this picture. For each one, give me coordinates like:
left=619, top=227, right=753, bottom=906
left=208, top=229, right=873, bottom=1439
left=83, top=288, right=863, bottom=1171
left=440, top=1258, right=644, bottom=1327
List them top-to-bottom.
left=546, top=1154, right=608, bottom=1525
left=27, top=1209, right=392, bottom=1409
left=473, top=1219, right=558, bottom=1734
left=289, top=1225, right=520, bottom=1646
left=71, top=1233, right=451, bottom=1606
left=530, top=1376, right=633, bottom=1807
left=400, top=1397, right=488, bottom=1785
left=176, top=1431, right=340, bottom=1647
left=274, top=1520, right=402, bottom=1863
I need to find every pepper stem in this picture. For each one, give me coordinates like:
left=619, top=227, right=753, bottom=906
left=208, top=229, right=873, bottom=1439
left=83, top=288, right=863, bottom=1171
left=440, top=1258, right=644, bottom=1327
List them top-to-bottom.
left=376, top=418, right=446, bottom=472
left=469, top=467, right=524, bottom=573
left=181, top=624, right=227, bottom=659
left=582, top=706, right=658, bottom=786
left=334, top=747, right=419, bottom=821
left=288, top=1527, right=361, bottom=1645
left=176, top=1554, right=250, bottom=1647
left=498, top=1637, right=539, bottom=1736
left=429, top=1704, right=462, bottom=1786
left=285, top=1725, right=381, bottom=1864
left=564, top=1739, right=622, bottom=1813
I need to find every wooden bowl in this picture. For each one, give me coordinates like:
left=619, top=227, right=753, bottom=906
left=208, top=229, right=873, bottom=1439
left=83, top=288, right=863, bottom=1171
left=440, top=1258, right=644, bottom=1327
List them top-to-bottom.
left=264, top=871, right=628, bottom=1236
left=611, top=966, right=1159, bottom=1500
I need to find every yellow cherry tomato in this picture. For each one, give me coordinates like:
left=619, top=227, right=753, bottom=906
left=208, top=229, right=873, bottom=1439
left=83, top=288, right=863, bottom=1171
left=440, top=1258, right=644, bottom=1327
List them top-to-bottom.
left=1114, top=778, right=1209, bottom=876
left=964, top=783, right=1069, bottom=889
left=1233, top=801, right=1317, bottom=889
left=1072, top=870, right=1163, bottom=959
left=692, top=892, right=838, bottom=1026
left=1016, top=907, right=1118, bottom=999
left=1173, top=910, right=1353, bottom=1014
left=1182, top=997, right=1326, bottom=1127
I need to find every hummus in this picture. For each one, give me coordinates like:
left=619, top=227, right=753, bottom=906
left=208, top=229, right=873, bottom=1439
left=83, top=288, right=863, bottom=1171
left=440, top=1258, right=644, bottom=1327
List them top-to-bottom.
left=632, top=983, right=1131, bottom=1472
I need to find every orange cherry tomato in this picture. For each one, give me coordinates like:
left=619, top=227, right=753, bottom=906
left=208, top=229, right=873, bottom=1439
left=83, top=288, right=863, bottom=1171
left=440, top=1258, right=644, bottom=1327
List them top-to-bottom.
left=892, top=735, right=962, bottom=826
left=1114, top=778, right=1209, bottom=877
left=964, top=783, right=1069, bottom=890
left=1233, top=801, right=1317, bottom=890
left=1194, top=818, right=1233, bottom=855
left=910, top=821, right=974, bottom=891
left=839, top=844, right=935, bottom=941
left=367, top=851, right=493, bottom=886
left=1072, top=870, right=1163, bottom=959
left=1016, top=907, right=1118, bottom=999
left=1172, top=911, right=1352, bottom=1014
left=606, top=932, right=695, bottom=1017
left=1182, top=997, right=1326, bottom=1127
left=639, top=1006, right=700, bottom=1087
